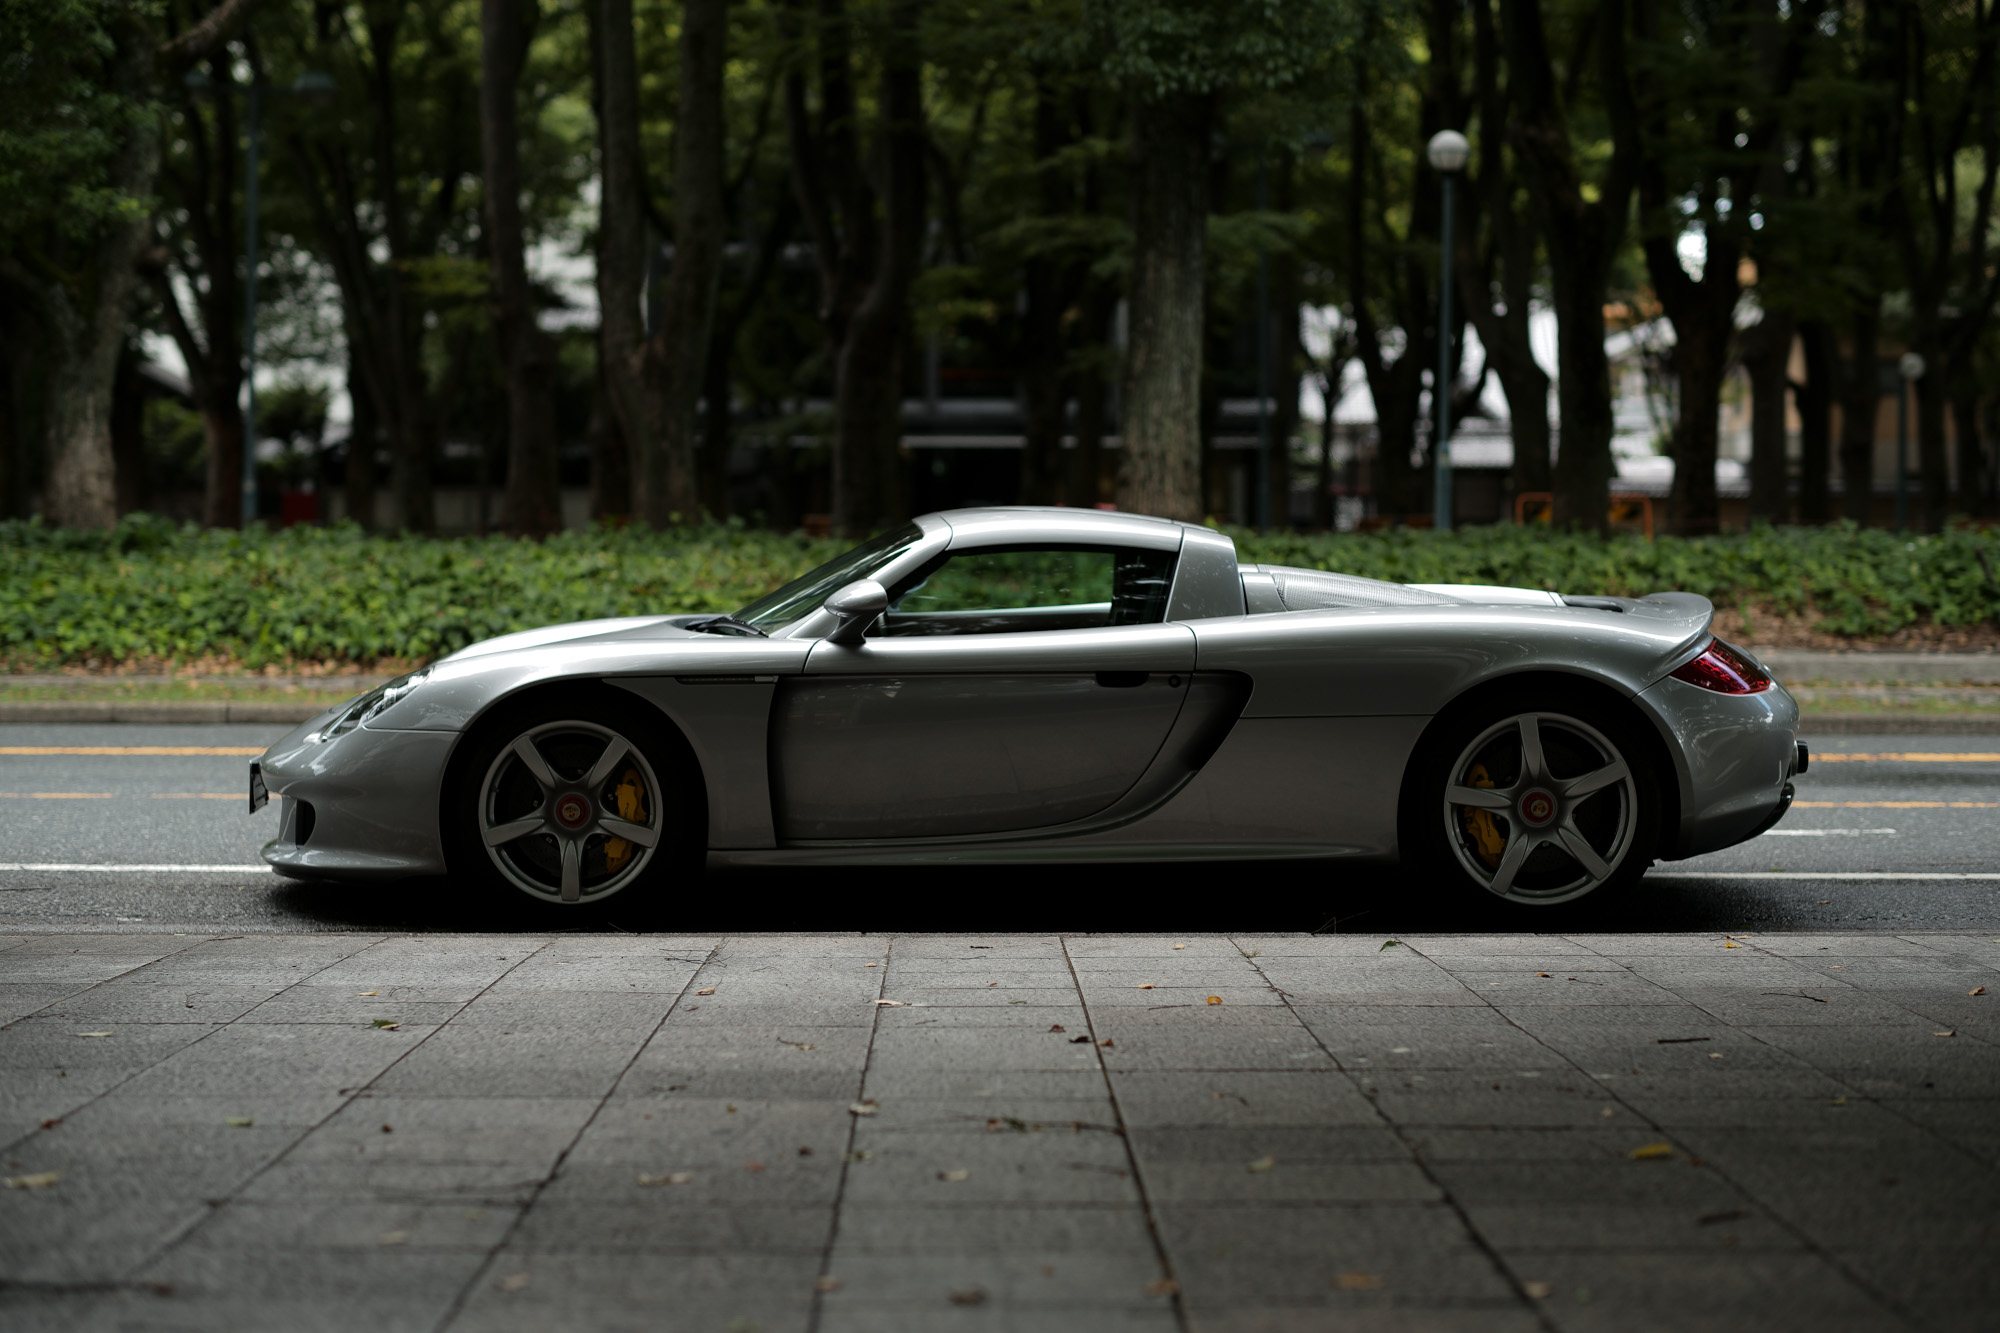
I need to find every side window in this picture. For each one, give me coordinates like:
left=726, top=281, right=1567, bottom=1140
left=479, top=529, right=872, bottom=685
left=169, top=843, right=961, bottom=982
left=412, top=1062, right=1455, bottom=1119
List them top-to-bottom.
left=882, top=546, right=1175, bottom=636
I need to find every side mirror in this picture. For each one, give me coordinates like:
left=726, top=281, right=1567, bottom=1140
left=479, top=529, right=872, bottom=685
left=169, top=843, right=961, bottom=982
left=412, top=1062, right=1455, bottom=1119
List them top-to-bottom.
left=823, top=579, right=887, bottom=646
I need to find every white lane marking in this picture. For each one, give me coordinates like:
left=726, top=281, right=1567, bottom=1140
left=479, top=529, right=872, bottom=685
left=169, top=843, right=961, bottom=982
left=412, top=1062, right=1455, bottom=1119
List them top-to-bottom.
left=1759, top=828, right=1897, bottom=837
left=0, top=864, right=273, bottom=873
left=1649, top=871, right=2000, bottom=880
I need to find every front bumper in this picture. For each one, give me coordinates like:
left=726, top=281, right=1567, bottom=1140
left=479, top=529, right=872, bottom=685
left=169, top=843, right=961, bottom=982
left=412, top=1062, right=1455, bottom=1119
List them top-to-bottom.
left=1636, top=675, right=1802, bottom=859
left=256, top=716, right=456, bottom=879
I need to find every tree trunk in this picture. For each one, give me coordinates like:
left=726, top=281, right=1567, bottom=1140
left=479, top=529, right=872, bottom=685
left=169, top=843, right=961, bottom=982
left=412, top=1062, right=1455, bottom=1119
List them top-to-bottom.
left=481, top=0, right=562, bottom=535
left=590, top=0, right=642, bottom=519
left=636, top=0, right=727, bottom=527
left=1501, top=0, right=1639, bottom=534
left=830, top=1, right=924, bottom=534
left=1017, top=77, right=1080, bottom=508
left=1117, top=91, right=1210, bottom=521
left=1066, top=286, right=1117, bottom=507
left=1837, top=305, right=1879, bottom=523
left=1742, top=309, right=1793, bottom=525
left=1795, top=317, right=1834, bottom=523
left=345, top=336, right=378, bottom=529
left=1914, top=346, right=1950, bottom=530
left=1952, top=381, right=1990, bottom=519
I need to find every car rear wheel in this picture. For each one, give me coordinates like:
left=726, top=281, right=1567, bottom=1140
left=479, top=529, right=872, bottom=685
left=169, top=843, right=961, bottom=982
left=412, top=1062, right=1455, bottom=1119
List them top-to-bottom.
left=447, top=694, right=698, bottom=912
left=1407, top=694, right=1660, bottom=908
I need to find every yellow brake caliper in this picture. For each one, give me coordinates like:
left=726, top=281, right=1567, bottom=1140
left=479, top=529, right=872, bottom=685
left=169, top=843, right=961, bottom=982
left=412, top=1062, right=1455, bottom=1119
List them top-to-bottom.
left=1461, top=762, right=1506, bottom=869
left=603, top=768, right=649, bottom=873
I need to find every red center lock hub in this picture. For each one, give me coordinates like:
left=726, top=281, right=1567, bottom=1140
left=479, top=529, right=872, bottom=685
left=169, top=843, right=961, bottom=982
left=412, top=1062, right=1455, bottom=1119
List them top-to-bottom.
left=1517, top=789, right=1557, bottom=828
left=554, top=794, right=592, bottom=830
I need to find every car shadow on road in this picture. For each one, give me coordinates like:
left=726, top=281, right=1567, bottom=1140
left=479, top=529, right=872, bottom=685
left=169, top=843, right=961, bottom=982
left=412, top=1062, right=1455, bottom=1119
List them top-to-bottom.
left=265, top=861, right=1839, bottom=935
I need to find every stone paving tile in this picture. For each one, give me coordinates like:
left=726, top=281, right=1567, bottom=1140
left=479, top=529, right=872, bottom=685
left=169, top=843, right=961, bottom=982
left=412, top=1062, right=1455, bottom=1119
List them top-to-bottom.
left=43, top=982, right=294, bottom=1026
left=0, top=983, right=91, bottom=1025
left=122, top=1021, right=427, bottom=1097
left=1100, top=1025, right=1334, bottom=1073
left=367, top=1026, right=647, bottom=1098
left=1109, top=1070, right=1383, bottom=1128
left=1357, top=1070, right=1635, bottom=1129
left=839, top=1128, right=1140, bottom=1206
left=511, top=1198, right=828, bottom=1253
left=1156, top=1201, right=1515, bottom=1307
left=1461, top=1201, right=1805, bottom=1252
left=1491, top=1251, right=1907, bottom=1333
left=444, top=1252, right=820, bottom=1332
left=821, top=1252, right=1172, bottom=1307
left=818, top=1305, right=1179, bottom=1333
left=1186, top=1312, right=1543, bottom=1333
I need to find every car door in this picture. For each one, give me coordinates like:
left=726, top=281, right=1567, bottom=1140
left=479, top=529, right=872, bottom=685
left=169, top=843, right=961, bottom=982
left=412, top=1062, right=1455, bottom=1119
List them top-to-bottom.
left=769, top=545, right=1197, bottom=841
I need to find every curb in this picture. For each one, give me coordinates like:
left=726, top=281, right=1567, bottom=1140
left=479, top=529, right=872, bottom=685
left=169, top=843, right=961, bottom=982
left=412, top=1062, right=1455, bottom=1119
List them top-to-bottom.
left=2, top=699, right=1997, bottom=735
left=0, top=701, right=328, bottom=725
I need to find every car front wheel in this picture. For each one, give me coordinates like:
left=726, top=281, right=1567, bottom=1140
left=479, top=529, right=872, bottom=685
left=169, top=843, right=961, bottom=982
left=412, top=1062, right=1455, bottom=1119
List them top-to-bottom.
left=448, top=694, right=696, bottom=911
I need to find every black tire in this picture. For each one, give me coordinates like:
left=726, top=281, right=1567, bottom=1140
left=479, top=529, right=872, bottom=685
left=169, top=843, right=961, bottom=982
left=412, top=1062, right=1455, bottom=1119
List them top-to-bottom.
left=1399, top=684, right=1662, bottom=910
left=442, top=686, right=703, bottom=921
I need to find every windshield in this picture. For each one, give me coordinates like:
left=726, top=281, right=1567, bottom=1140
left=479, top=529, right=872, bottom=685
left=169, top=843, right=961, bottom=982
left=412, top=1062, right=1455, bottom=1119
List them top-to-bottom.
left=734, top=523, right=925, bottom=633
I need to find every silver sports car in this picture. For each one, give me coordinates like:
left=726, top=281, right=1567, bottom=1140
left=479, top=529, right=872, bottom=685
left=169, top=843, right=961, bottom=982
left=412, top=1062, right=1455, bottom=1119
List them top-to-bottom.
left=252, top=507, right=1802, bottom=911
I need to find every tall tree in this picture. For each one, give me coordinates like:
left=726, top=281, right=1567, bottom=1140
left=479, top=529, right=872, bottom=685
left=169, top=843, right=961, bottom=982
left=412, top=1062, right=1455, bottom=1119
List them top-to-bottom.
left=0, top=0, right=261, bottom=529
left=481, top=0, right=561, bottom=534
left=590, top=0, right=644, bottom=520
left=635, top=0, right=729, bottom=526
left=784, top=0, right=926, bottom=533
left=1089, top=0, right=1350, bottom=521
left=1461, top=0, right=1552, bottom=503
left=1499, top=0, right=1643, bottom=532
left=1886, top=0, right=2000, bottom=527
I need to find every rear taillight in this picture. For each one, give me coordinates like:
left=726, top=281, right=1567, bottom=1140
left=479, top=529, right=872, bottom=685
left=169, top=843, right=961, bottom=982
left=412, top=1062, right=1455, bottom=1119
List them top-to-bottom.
left=1669, top=639, right=1772, bottom=694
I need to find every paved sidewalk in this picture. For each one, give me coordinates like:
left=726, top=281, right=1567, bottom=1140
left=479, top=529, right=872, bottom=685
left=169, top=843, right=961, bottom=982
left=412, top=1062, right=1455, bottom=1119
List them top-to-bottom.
left=2, top=931, right=1997, bottom=1333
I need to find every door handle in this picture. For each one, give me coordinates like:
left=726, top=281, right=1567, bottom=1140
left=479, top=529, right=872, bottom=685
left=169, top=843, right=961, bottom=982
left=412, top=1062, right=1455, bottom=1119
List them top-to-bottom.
left=1093, top=671, right=1148, bottom=688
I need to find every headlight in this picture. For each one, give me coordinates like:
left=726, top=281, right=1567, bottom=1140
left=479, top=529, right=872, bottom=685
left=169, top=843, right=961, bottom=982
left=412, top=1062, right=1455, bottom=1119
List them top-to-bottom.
left=319, top=668, right=432, bottom=739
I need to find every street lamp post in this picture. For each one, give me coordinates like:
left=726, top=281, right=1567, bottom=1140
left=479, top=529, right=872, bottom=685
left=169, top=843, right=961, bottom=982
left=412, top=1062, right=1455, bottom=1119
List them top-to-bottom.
left=188, top=67, right=335, bottom=526
left=1427, top=130, right=1469, bottom=533
left=1896, top=352, right=1924, bottom=533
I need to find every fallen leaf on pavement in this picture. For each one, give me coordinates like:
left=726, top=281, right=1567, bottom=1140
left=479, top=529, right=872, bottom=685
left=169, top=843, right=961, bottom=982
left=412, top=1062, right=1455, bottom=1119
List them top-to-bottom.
left=1379, top=940, right=1399, bottom=951
left=1723, top=940, right=1740, bottom=949
left=1173, top=943, right=1187, bottom=950
left=863, top=962, right=878, bottom=968
left=1536, top=972, right=1551, bottom=978
left=1135, top=984, right=1156, bottom=990
left=1970, top=987, right=1987, bottom=996
left=694, top=988, right=715, bottom=996
left=355, top=990, right=378, bottom=997
left=1206, top=996, right=1223, bottom=1005
left=874, top=1000, right=906, bottom=1007
left=371, top=1020, right=401, bottom=1030
left=1048, top=1024, right=1066, bottom=1033
left=1934, top=1030, right=1957, bottom=1038
left=76, top=1031, right=112, bottom=1039
left=1069, top=1035, right=1090, bottom=1044
left=1657, top=1036, right=1711, bottom=1044
left=1098, top=1038, right=1114, bottom=1048
left=1708, top=1052, right=1725, bottom=1059
left=1831, top=1097, right=1848, bottom=1106
left=848, top=1101, right=878, bottom=1116
left=1600, top=1107, right=1617, bottom=1118
left=225, top=1116, right=253, bottom=1128
left=39, top=1119, right=59, bottom=1130
left=1629, top=1143, right=1674, bottom=1160
left=1246, top=1155, right=1275, bottom=1173
left=745, top=1161, right=765, bottom=1172
left=937, top=1169, right=969, bottom=1182
left=4, top=1171, right=60, bottom=1189
left=636, top=1172, right=693, bottom=1186
left=1697, top=1208, right=1748, bottom=1226
left=379, top=1231, right=409, bottom=1245
left=496, top=1273, right=530, bottom=1292
left=1334, top=1273, right=1382, bottom=1290
left=814, top=1276, right=842, bottom=1293
left=1146, top=1278, right=1178, bottom=1296
left=1522, top=1281, right=1553, bottom=1299
left=948, top=1288, right=987, bottom=1306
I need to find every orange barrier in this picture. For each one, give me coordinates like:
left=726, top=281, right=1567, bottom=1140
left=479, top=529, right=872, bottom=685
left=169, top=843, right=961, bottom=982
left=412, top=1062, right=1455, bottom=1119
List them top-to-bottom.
left=1513, top=491, right=1655, bottom=540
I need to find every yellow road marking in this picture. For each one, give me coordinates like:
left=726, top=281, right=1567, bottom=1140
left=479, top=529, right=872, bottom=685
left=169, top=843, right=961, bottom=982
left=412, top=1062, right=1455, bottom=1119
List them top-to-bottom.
left=0, top=746, right=264, bottom=756
left=1812, top=752, right=2000, bottom=763
left=0, top=792, right=115, bottom=799
left=151, top=793, right=251, bottom=800
left=1794, top=800, right=1999, bottom=809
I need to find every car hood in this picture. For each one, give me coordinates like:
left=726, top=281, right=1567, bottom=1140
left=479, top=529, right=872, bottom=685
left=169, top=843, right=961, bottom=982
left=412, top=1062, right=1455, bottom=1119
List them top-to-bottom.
left=437, top=615, right=694, bottom=663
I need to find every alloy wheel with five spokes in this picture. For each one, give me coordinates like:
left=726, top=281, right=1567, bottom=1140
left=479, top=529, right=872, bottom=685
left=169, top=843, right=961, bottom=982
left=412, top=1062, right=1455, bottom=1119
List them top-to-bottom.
left=1441, top=710, right=1639, bottom=905
left=478, top=720, right=665, bottom=905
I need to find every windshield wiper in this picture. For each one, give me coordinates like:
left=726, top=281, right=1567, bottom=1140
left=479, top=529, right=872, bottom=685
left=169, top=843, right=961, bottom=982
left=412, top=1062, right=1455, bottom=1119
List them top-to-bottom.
left=687, top=615, right=768, bottom=638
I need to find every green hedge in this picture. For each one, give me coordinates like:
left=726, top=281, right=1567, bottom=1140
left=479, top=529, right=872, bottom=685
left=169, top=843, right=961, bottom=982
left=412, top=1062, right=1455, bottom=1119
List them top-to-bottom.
left=2, top=514, right=1995, bottom=669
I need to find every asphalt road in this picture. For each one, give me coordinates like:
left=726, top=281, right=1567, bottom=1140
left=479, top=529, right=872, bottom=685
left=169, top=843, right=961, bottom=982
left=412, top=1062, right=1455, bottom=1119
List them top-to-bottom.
left=1, top=724, right=1997, bottom=934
